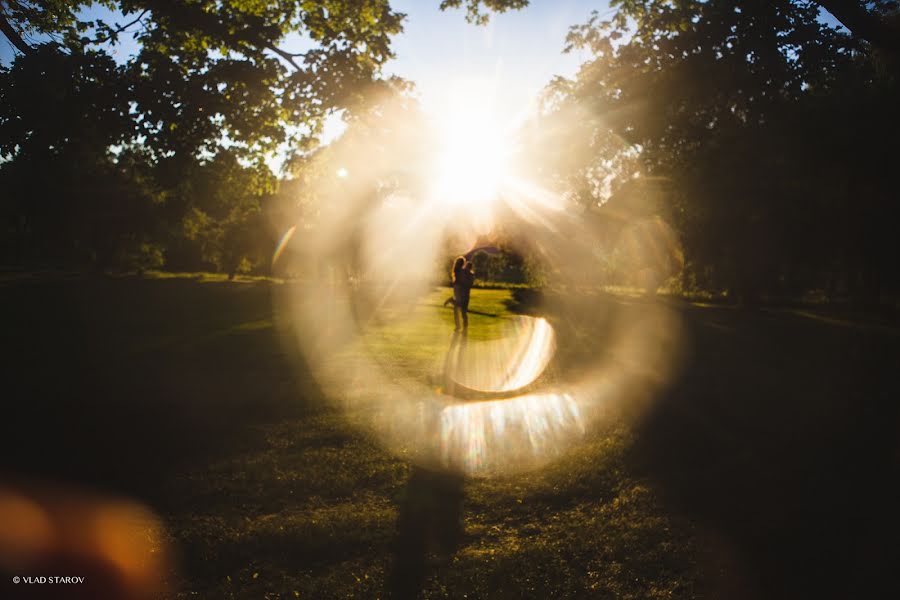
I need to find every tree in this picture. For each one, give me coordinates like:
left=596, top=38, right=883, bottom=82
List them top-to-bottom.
left=418, top=0, right=900, bottom=59
left=438, top=0, right=528, bottom=25
left=534, top=0, right=899, bottom=301
left=817, top=0, right=900, bottom=59
left=0, top=1, right=405, bottom=160
left=0, top=1, right=407, bottom=272
left=0, top=1, right=505, bottom=274
left=0, top=44, right=154, bottom=269
left=0, top=44, right=132, bottom=159
left=165, top=148, right=276, bottom=273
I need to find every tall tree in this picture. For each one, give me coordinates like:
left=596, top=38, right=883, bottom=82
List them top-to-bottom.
left=539, top=0, right=898, bottom=300
left=0, top=1, right=408, bottom=271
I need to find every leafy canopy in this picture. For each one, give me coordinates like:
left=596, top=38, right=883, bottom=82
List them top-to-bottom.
left=0, top=1, right=406, bottom=161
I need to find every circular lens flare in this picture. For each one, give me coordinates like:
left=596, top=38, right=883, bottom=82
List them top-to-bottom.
left=277, top=90, right=685, bottom=478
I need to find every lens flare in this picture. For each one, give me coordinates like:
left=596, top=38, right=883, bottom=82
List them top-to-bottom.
left=429, top=78, right=514, bottom=216
left=277, top=92, right=685, bottom=477
left=432, top=114, right=511, bottom=208
left=272, top=224, right=297, bottom=267
left=444, top=316, right=555, bottom=395
left=439, top=392, right=584, bottom=473
left=0, top=484, right=170, bottom=597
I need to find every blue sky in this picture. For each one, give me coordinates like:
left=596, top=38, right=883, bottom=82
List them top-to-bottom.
left=385, top=0, right=604, bottom=120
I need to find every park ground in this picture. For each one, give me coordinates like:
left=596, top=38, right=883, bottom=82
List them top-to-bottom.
left=1, top=274, right=899, bottom=599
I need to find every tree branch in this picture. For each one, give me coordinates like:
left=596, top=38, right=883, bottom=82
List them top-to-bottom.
left=816, top=0, right=900, bottom=57
left=141, top=1, right=308, bottom=71
left=0, top=5, right=32, bottom=55
left=91, top=9, right=149, bottom=45
left=265, top=44, right=307, bottom=71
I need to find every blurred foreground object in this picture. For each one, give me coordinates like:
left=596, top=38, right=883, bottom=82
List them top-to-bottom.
left=0, top=481, right=170, bottom=599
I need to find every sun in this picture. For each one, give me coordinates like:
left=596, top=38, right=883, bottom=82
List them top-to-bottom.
left=429, top=82, right=514, bottom=208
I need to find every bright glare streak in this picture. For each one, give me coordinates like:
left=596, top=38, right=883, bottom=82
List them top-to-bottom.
left=430, top=81, right=514, bottom=208
left=280, top=87, right=687, bottom=479
left=272, top=225, right=297, bottom=266
left=445, top=316, right=556, bottom=394
left=439, top=393, right=584, bottom=474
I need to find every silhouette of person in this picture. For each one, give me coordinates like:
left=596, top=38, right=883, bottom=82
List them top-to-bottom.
left=442, top=257, right=466, bottom=309
left=453, top=261, right=475, bottom=330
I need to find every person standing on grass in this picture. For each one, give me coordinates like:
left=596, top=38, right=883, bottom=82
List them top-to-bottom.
left=443, top=257, right=466, bottom=309
left=453, top=260, right=475, bottom=330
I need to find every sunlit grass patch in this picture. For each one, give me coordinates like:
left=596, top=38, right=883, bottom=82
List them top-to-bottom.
left=346, top=287, right=520, bottom=375
left=164, top=402, right=699, bottom=599
left=424, top=427, right=698, bottom=599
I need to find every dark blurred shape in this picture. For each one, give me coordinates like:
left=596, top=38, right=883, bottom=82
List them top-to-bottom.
left=529, top=1, right=900, bottom=305
left=627, top=305, right=900, bottom=599
left=387, top=467, right=464, bottom=599
left=0, top=480, right=170, bottom=600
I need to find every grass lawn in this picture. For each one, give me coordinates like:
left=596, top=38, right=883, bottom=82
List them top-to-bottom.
left=1, top=275, right=898, bottom=598
left=349, top=287, right=521, bottom=373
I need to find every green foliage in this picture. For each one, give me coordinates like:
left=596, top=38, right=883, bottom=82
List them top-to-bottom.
left=0, top=0, right=415, bottom=275
left=439, top=0, right=529, bottom=25
left=537, top=0, right=900, bottom=302
left=0, top=1, right=119, bottom=52
left=1, top=1, right=406, bottom=158
left=0, top=44, right=132, bottom=159
left=164, top=150, right=275, bottom=274
left=119, top=240, right=166, bottom=272
left=470, top=249, right=538, bottom=285
left=471, top=250, right=502, bottom=281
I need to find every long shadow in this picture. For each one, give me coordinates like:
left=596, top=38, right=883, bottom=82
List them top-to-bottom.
left=432, top=303, right=501, bottom=318
left=387, top=330, right=467, bottom=598
left=387, top=467, right=464, bottom=599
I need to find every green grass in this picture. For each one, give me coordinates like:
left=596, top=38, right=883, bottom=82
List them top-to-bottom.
left=2, top=275, right=898, bottom=599
left=155, top=286, right=699, bottom=598
left=350, top=287, right=520, bottom=375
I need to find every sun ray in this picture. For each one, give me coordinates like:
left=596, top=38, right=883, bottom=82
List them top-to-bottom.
left=428, top=79, right=514, bottom=216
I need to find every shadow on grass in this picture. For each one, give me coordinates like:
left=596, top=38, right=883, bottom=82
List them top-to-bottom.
left=0, top=277, right=325, bottom=504
left=3, top=278, right=898, bottom=598
left=502, top=287, right=545, bottom=315
left=502, top=288, right=900, bottom=598
left=427, top=302, right=501, bottom=318
left=625, top=302, right=900, bottom=599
